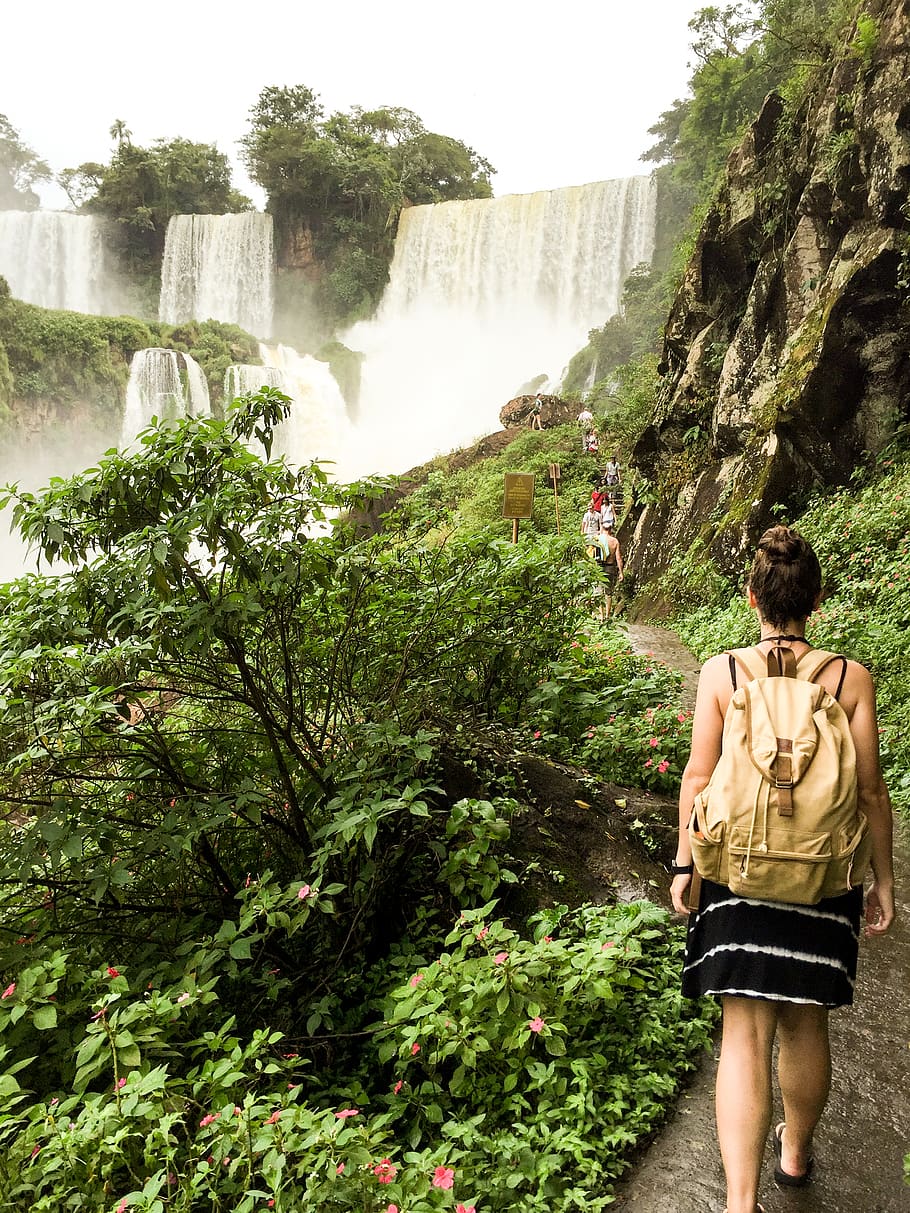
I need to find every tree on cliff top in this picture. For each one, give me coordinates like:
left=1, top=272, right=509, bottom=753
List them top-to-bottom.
left=240, top=84, right=493, bottom=318
left=0, top=114, right=50, bottom=211
left=60, top=130, right=252, bottom=270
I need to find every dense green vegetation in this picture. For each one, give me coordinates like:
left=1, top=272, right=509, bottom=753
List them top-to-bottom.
left=241, top=85, right=493, bottom=322
left=0, top=114, right=50, bottom=211
left=60, top=125, right=251, bottom=278
left=0, top=283, right=261, bottom=439
left=0, top=394, right=714, bottom=1210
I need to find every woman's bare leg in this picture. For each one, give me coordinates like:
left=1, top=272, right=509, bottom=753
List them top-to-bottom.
left=716, top=996, right=777, bottom=1213
left=775, top=1002, right=830, bottom=1177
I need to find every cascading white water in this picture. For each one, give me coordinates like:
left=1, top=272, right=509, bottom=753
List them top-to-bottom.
left=346, top=175, right=657, bottom=475
left=0, top=210, right=114, bottom=313
left=159, top=213, right=275, bottom=337
left=225, top=345, right=353, bottom=473
left=120, top=348, right=211, bottom=447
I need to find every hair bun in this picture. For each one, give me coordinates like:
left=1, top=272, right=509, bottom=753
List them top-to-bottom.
left=758, top=525, right=802, bottom=562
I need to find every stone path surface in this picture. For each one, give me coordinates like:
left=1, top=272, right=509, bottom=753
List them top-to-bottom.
left=613, top=624, right=910, bottom=1213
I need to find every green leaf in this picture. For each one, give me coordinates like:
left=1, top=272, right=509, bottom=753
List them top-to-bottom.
left=31, top=1005, right=57, bottom=1031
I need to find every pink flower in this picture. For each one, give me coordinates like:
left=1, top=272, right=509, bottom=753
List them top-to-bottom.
left=677, top=712, right=687, bottom=722
left=533, top=730, right=542, bottom=739
left=649, top=736, right=659, bottom=747
left=644, top=759, right=652, bottom=768
left=657, top=760, right=669, bottom=774
left=297, top=884, right=312, bottom=900
left=476, top=926, right=488, bottom=940
left=543, top=935, right=552, bottom=943
left=601, top=941, right=616, bottom=950
left=493, top=951, right=508, bottom=965
left=106, top=967, right=120, bottom=978
left=409, top=972, right=423, bottom=987
left=1, top=983, right=15, bottom=999
left=177, top=992, right=190, bottom=1004
left=528, top=1016, right=545, bottom=1033
left=410, top=1042, right=420, bottom=1055
left=116, top=1077, right=127, bottom=1089
left=393, top=1080, right=403, bottom=1094
left=334, top=1108, right=359, bottom=1119
left=265, top=1110, right=282, bottom=1125
left=199, top=1113, right=220, bottom=1127
left=30, top=1144, right=40, bottom=1159
left=372, top=1158, right=397, bottom=1183
left=336, top=1162, right=345, bottom=1174
left=432, top=1165, right=455, bottom=1189
left=115, top=1200, right=128, bottom=1213
left=386, top=1206, right=399, bottom=1213
left=457, top=1206, right=477, bottom=1213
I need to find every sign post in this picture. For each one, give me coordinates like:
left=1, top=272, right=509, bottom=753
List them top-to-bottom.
left=548, top=463, right=562, bottom=535
left=501, top=472, right=536, bottom=543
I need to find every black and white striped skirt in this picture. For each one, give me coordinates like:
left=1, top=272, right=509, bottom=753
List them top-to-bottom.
left=682, top=878, right=863, bottom=1007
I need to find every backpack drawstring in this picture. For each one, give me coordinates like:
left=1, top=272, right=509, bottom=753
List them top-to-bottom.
left=741, top=779, right=772, bottom=880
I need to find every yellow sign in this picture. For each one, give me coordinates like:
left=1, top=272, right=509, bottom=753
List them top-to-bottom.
left=502, top=472, right=536, bottom=520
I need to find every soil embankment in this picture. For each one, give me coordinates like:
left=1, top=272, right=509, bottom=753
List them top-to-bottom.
left=614, top=624, right=910, bottom=1213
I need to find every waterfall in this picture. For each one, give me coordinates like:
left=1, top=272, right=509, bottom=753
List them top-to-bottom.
left=346, top=175, right=657, bottom=475
left=0, top=211, right=114, bottom=313
left=159, top=213, right=275, bottom=337
left=226, top=346, right=353, bottom=473
left=121, top=349, right=211, bottom=447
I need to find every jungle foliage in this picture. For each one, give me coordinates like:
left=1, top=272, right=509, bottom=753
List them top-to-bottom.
left=241, top=85, right=494, bottom=321
left=0, top=114, right=50, bottom=212
left=59, top=124, right=252, bottom=272
left=0, top=286, right=260, bottom=438
left=0, top=394, right=713, bottom=1208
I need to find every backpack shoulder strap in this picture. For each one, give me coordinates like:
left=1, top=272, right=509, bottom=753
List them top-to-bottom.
left=728, top=647, right=769, bottom=685
left=796, top=649, right=849, bottom=700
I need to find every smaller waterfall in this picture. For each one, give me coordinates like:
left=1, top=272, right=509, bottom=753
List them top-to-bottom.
left=0, top=211, right=113, bottom=313
left=159, top=213, right=275, bottom=337
left=226, top=345, right=353, bottom=473
left=121, top=349, right=211, bottom=447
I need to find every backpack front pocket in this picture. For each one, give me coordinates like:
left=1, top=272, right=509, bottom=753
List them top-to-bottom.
left=727, top=824, right=832, bottom=904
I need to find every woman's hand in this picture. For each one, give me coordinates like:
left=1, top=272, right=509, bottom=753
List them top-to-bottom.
left=671, top=873, right=692, bottom=916
left=864, top=879, right=896, bottom=936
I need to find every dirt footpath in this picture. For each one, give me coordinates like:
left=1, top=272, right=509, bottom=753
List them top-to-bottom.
left=614, top=624, right=910, bottom=1213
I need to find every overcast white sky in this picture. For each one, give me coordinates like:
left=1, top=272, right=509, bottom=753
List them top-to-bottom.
left=6, top=1, right=707, bottom=207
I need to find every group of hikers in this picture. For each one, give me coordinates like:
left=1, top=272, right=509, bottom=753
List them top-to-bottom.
left=580, top=455, right=624, bottom=622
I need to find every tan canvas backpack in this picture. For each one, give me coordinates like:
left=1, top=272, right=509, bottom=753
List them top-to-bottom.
left=688, top=644, right=872, bottom=905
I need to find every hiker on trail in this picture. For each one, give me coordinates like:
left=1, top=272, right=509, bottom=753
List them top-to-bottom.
left=529, top=394, right=544, bottom=430
left=577, top=406, right=594, bottom=449
left=585, top=429, right=600, bottom=455
left=604, top=454, right=620, bottom=486
left=590, top=487, right=605, bottom=513
left=600, top=493, right=617, bottom=530
left=580, top=502, right=602, bottom=546
left=593, top=520, right=623, bottom=621
left=670, top=525, right=895, bottom=1213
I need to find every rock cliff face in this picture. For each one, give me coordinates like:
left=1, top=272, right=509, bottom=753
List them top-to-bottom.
left=628, top=0, right=910, bottom=605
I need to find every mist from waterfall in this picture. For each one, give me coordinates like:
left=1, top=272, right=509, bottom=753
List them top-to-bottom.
left=345, top=175, right=656, bottom=475
left=0, top=211, right=120, bottom=314
left=159, top=213, right=275, bottom=337
left=226, top=346, right=354, bottom=474
left=120, top=348, right=211, bottom=447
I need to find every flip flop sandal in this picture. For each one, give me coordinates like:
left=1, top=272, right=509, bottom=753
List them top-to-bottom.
left=773, top=1121, right=814, bottom=1187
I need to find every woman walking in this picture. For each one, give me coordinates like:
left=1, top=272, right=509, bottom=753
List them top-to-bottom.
left=670, top=526, right=895, bottom=1213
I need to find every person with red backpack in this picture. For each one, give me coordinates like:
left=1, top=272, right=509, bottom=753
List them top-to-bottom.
left=670, top=526, right=895, bottom=1213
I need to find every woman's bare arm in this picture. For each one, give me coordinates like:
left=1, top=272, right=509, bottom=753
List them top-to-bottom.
left=671, top=654, right=728, bottom=915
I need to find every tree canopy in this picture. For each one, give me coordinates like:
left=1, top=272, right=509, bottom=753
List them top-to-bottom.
left=241, top=84, right=494, bottom=319
left=0, top=114, right=50, bottom=211
left=60, top=127, right=251, bottom=269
